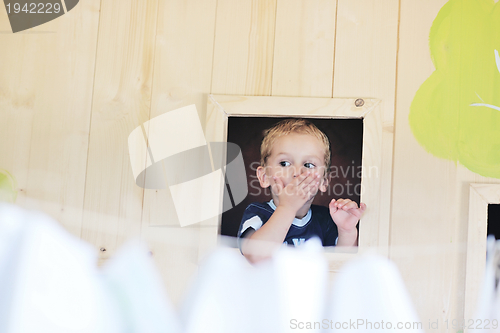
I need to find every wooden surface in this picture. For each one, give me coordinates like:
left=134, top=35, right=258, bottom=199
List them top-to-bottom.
left=1, top=0, right=492, bottom=322
left=81, top=0, right=158, bottom=263
left=139, top=0, right=217, bottom=303
left=211, top=0, right=276, bottom=96
left=272, top=0, right=336, bottom=97
left=333, top=0, right=399, bottom=256
left=393, top=0, right=461, bottom=325
left=0, top=1, right=100, bottom=236
left=209, top=94, right=377, bottom=117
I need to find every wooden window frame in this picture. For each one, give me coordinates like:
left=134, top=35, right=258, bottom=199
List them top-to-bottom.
left=199, top=94, right=391, bottom=271
left=464, top=184, right=500, bottom=320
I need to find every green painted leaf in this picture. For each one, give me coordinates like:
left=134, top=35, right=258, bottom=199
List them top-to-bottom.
left=410, top=0, right=500, bottom=178
left=0, top=169, right=17, bottom=203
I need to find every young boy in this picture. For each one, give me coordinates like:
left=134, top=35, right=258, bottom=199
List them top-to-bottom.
left=237, top=119, right=366, bottom=264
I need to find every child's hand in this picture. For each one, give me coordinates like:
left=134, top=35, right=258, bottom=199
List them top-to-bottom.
left=272, top=171, right=320, bottom=213
left=329, top=198, right=366, bottom=232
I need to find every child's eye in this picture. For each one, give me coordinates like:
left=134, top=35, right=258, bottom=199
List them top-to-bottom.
left=279, top=161, right=290, bottom=167
left=304, top=162, right=315, bottom=169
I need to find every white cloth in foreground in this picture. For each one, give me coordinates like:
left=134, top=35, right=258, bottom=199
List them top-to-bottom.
left=0, top=202, right=424, bottom=333
left=0, top=203, right=180, bottom=333
left=0, top=203, right=122, bottom=333
left=470, top=236, right=500, bottom=333
left=179, top=238, right=328, bottom=333
left=102, top=241, right=181, bottom=333
left=327, top=254, right=424, bottom=333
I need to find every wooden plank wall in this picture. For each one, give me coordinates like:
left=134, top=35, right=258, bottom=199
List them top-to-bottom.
left=0, top=0, right=101, bottom=237
left=2, top=0, right=492, bottom=325
left=142, top=0, right=218, bottom=303
left=393, top=0, right=454, bottom=324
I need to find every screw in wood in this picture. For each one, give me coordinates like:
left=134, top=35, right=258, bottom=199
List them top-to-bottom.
left=355, top=99, right=365, bottom=107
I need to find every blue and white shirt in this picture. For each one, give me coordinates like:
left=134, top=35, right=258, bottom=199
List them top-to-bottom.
left=237, top=200, right=338, bottom=249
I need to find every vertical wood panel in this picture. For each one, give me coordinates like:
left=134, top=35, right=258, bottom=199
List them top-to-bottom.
left=81, top=0, right=158, bottom=261
left=140, top=0, right=218, bottom=305
left=204, top=0, right=278, bottom=269
left=211, top=0, right=277, bottom=96
left=272, top=0, right=336, bottom=97
left=333, top=0, right=399, bottom=255
left=393, top=0, right=459, bottom=323
left=0, top=1, right=100, bottom=236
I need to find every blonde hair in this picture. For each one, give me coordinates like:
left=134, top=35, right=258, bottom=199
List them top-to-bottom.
left=260, top=119, right=331, bottom=174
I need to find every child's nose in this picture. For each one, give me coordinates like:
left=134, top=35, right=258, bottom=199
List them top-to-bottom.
left=293, top=166, right=307, bottom=178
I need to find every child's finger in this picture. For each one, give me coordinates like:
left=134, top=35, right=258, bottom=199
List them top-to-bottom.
left=295, top=171, right=311, bottom=186
left=300, top=172, right=319, bottom=189
left=301, top=175, right=320, bottom=199
left=271, top=176, right=284, bottom=195
left=275, top=176, right=285, bottom=188
left=305, top=177, right=320, bottom=196
left=334, top=198, right=348, bottom=209
left=329, top=199, right=338, bottom=213
left=336, top=199, right=358, bottom=211
left=341, top=201, right=358, bottom=211
left=347, top=202, right=366, bottom=218
left=349, top=203, right=367, bottom=218
left=348, top=207, right=364, bottom=219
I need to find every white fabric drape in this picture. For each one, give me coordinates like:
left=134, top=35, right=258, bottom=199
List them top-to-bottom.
left=0, top=204, right=426, bottom=333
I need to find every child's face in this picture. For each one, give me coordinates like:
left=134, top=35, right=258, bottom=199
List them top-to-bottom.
left=257, top=133, right=329, bottom=194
